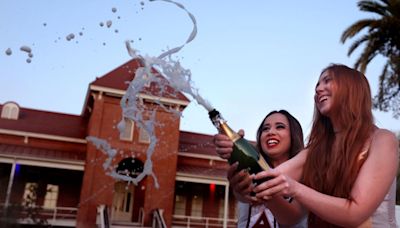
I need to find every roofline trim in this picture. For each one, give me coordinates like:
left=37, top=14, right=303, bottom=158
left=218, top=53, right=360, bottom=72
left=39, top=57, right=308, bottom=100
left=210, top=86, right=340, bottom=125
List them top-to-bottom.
left=90, top=85, right=190, bottom=106
left=0, top=129, right=86, bottom=144
left=178, top=152, right=224, bottom=161
left=0, top=155, right=85, bottom=171
left=176, top=174, right=228, bottom=185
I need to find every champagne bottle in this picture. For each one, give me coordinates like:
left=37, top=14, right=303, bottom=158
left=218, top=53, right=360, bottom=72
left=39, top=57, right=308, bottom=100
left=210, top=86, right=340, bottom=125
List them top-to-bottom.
left=209, top=109, right=270, bottom=175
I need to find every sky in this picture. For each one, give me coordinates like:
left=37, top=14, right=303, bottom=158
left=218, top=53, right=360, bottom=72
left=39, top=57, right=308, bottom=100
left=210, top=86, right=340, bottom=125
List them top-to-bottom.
left=1, top=0, right=399, bottom=141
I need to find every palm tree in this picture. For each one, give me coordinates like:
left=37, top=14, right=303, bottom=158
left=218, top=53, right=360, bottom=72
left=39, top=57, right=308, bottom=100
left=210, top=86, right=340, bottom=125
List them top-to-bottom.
left=341, top=0, right=400, bottom=118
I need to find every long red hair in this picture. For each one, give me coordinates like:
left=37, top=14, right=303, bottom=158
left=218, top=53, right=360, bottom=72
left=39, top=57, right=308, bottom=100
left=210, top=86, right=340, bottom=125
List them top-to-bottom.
left=303, top=64, right=375, bottom=227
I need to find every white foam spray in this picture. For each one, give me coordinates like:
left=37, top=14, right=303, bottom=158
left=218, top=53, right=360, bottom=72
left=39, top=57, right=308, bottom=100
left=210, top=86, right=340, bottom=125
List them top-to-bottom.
left=87, top=0, right=214, bottom=189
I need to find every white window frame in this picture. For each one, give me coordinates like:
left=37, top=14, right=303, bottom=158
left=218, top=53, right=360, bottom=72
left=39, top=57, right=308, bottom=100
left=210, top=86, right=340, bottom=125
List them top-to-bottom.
left=1, top=102, right=19, bottom=120
left=120, top=118, right=134, bottom=141
left=138, top=127, right=150, bottom=144
left=43, top=184, right=59, bottom=208
left=174, top=195, right=187, bottom=215
left=190, top=195, right=203, bottom=217
left=218, top=198, right=225, bottom=218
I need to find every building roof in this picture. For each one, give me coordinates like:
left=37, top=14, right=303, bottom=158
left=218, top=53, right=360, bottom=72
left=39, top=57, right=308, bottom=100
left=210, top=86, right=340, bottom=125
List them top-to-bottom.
left=0, top=58, right=228, bottom=179
left=90, top=58, right=190, bottom=103
left=0, top=103, right=87, bottom=139
left=179, top=130, right=218, bottom=157
left=0, top=143, right=86, bottom=162
left=176, top=164, right=227, bottom=180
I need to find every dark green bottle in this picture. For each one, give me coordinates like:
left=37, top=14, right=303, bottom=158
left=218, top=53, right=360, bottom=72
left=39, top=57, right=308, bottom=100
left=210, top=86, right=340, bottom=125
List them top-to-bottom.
left=209, top=109, right=270, bottom=174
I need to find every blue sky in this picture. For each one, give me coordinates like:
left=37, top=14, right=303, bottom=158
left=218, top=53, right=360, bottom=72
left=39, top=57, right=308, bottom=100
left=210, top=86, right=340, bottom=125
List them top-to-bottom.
left=1, top=0, right=399, bottom=140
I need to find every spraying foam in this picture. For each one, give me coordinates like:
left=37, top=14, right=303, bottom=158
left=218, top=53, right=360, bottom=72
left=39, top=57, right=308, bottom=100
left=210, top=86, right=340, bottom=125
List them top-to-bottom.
left=87, top=0, right=213, bottom=189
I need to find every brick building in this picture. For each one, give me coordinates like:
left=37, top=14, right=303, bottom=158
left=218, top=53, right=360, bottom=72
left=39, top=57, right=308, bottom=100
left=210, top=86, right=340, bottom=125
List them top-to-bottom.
left=0, top=58, right=237, bottom=227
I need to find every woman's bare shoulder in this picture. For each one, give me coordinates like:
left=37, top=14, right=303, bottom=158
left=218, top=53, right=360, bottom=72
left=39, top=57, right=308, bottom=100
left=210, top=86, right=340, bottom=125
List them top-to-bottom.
left=370, top=128, right=398, bottom=154
left=372, top=128, right=397, bottom=142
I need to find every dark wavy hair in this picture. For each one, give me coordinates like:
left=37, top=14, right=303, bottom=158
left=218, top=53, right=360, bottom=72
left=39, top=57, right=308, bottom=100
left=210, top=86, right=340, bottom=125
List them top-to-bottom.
left=255, top=110, right=304, bottom=168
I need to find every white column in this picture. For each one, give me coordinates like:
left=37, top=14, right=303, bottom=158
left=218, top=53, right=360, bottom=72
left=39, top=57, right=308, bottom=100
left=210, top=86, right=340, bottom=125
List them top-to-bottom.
left=5, top=160, right=17, bottom=207
left=223, top=183, right=229, bottom=228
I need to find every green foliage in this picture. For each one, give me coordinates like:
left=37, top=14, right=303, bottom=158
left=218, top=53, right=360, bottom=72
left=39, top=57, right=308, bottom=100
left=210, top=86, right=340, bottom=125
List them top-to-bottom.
left=341, top=0, right=400, bottom=118
left=0, top=184, right=49, bottom=227
left=0, top=204, right=22, bottom=228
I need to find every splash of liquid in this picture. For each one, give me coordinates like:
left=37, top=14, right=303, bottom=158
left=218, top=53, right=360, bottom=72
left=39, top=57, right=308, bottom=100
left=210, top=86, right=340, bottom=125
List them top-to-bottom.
left=87, top=0, right=214, bottom=189
left=20, top=46, right=33, bottom=63
left=5, top=48, right=12, bottom=56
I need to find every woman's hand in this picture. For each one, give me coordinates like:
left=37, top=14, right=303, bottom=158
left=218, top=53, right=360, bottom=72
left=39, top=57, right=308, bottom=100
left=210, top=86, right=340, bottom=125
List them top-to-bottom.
left=213, top=129, right=244, bottom=159
left=213, top=133, right=233, bottom=159
left=228, top=162, right=259, bottom=204
left=252, top=169, right=298, bottom=201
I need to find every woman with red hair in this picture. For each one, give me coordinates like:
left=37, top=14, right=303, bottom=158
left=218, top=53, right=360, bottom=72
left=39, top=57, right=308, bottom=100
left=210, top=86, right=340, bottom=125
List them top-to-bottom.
left=214, top=64, right=398, bottom=227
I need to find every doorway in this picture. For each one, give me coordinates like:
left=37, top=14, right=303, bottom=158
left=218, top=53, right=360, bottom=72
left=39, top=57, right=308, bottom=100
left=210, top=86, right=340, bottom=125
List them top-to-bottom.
left=112, top=182, right=134, bottom=222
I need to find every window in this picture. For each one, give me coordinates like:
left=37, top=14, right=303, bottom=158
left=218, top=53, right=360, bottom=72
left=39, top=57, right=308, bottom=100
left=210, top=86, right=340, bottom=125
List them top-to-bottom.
left=142, top=74, right=151, bottom=87
left=1, top=102, right=19, bottom=120
left=119, top=118, right=134, bottom=141
left=138, top=127, right=150, bottom=143
left=116, top=158, right=144, bottom=178
left=22, top=182, right=38, bottom=207
left=43, top=184, right=59, bottom=208
left=174, top=195, right=187, bottom=215
left=190, top=195, right=203, bottom=217
left=218, top=198, right=225, bottom=218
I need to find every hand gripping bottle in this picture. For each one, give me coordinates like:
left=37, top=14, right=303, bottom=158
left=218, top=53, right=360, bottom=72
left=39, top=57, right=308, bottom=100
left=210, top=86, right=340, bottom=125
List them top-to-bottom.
left=209, top=109, right=270, bottom=174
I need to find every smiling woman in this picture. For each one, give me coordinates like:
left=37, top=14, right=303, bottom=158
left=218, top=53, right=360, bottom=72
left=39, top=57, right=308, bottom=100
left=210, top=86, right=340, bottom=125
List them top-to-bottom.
left=213, top=64, right=399, bottom=228
left=252, top=64, right=399, bottom=228
left=213, top=110, right=307, bottom=228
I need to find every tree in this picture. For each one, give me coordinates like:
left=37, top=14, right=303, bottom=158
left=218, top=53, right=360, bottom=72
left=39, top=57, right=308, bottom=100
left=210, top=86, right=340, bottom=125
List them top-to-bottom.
left=341, top=0, right=400, bottom=118
left=0, top=183, right=49, bottom=227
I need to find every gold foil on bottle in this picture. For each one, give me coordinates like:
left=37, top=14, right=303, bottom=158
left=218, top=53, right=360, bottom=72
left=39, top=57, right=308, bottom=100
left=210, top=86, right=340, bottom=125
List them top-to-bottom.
left=220, top=122, right=240, bottom=142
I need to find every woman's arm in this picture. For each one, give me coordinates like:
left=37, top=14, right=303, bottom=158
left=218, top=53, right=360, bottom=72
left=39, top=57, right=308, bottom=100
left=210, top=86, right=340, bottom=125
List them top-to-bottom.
left=254, top=129, right=399, bottom=227
left=275, top=148, right=308, bottom=181
left=264, top=149, right=309, bottom=225
left=229, top=163, right=307, bottom=225
left=266, top=197, right=307, bottom=225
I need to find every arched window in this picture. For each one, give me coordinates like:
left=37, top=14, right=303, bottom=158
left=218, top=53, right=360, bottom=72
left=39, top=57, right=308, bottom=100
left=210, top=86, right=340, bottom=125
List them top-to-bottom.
left=1, top=102, right=20, bottom=120
left=119, top=118, right=134, bottom=141
left=116, top=157, right=144, bottom=178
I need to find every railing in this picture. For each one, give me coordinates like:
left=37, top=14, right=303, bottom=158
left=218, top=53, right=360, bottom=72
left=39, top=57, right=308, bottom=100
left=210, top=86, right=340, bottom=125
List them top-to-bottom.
left=0, top=204, right=77, bottom=227
left=97, top=205, right=110, bottom=228
left=97, top=205, right=146, bottom=227
left=42, top=206, right=78, bottom=220
left=139, top=207, right=145, bottom=226
left=152, top=208, right=167, bottom=228
left=172, top=214, right=237, bottom=228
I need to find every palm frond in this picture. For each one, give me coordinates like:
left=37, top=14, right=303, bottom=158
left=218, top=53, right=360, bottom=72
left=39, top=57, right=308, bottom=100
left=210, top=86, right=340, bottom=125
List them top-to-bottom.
left=343, top=0, right=400, bottom=118
left=358, top=0, right=389, bottom=16
left=341, top=19, right=378, bottom=43
left=353, top=31, right=386, bottom=72
left=347, top=35, right=370, bottom=56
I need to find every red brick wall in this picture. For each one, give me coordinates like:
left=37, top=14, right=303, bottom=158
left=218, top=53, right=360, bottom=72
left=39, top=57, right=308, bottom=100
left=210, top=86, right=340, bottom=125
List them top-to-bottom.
left=77, top=92, right=181, bottom=227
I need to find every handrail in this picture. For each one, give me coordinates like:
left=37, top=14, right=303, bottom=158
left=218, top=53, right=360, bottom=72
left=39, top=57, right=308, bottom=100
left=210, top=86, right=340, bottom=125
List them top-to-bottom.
left=0, top=203, right=77, bottom=226
left=1, top=203, right=78, bottom=218
left=96, top=204, right=110, bottom=228
left=139, top=207, right=145, bottom=226
left=152, top=208, right=167, bottom=228
left=172, top=214, right=237, bottom=228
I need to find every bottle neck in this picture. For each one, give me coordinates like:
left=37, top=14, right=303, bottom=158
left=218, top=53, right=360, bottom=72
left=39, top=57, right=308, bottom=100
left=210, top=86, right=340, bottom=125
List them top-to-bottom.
left=209, top=109, right=241, bottom=142
left=219, top=121, right=240, bottom=142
